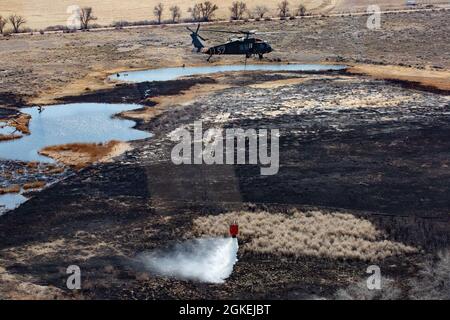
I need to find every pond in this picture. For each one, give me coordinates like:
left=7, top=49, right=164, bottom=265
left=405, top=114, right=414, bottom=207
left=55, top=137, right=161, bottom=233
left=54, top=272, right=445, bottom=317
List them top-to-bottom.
left=110, top=64, right=347, bottom=83
left=0, top=103, right=151, bottom=162
left=0, top=124, right=18, bottom=135
left=0, top=193, right=28, bottom=216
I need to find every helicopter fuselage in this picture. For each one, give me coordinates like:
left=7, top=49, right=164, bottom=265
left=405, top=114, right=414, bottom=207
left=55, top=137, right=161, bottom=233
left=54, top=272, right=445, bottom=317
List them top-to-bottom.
left=188, top=24, right=273, bottom=61
left=204, top=38, right=273, bottom=58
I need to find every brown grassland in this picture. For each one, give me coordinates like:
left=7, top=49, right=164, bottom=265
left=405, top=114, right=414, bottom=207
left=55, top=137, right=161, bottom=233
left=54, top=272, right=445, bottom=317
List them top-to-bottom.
left=0, top=0, right=448, bottom=29
left=39, top=140, right=131, bottom=168
left=193, top=210, right=418, bottom=261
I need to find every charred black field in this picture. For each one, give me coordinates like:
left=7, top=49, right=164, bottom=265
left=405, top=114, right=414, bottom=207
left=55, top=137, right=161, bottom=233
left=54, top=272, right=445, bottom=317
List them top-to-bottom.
left=0, top=8, right=449, bottom=300
left=0, top=69, right=449, bottom=299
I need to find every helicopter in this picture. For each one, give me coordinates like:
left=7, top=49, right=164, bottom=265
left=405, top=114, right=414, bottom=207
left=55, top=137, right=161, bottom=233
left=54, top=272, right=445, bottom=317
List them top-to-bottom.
left=187, top=24, right=273, bottom=62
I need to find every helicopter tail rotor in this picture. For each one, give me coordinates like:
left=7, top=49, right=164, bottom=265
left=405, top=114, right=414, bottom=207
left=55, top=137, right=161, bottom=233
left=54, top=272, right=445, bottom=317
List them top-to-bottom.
left=187, top=24, right=206, bottom=52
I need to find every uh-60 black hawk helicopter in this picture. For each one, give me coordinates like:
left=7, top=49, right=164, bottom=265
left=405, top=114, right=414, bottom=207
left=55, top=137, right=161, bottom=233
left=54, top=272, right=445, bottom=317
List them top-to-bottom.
left=187, top=24, right=273, bottom=62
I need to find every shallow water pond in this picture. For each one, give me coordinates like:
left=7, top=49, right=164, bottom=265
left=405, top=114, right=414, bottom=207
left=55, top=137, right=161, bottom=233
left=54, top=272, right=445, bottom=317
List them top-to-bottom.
left=110, top=64, right=347, bottom=83
left=0, top=103, right=150, bottom=162
left=0, top=124, right=18, bottom=136
left=0, top=193, right=28, bottom=215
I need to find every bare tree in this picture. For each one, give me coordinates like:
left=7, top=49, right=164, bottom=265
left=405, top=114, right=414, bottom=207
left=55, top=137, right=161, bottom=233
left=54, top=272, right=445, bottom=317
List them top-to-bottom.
left=278, top=0, right=290, bottom=18
left=189, top=1, right=219, bottom=22
left=200, top=1, right=219, bottom=21
left=230, top=1, right=247, bottom=20
left=153, top=3, right=164, bottom=24
left=296, top=4, right=306, bottom=16
left=169, top=5, right=182, bottom=23
left=188, top=5, right=202, bottom=22
left=254, top=5, right=269, bottom=19
left=80, top=7, right=97, bottom=30
left=8, top=14, right=26, bottom=33
left=0, top=16, right=7, bottom=35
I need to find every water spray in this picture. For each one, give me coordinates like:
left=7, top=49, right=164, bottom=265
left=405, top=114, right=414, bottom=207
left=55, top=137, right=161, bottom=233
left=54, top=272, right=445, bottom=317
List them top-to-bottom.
left=138, top=234, right=239, bottom=284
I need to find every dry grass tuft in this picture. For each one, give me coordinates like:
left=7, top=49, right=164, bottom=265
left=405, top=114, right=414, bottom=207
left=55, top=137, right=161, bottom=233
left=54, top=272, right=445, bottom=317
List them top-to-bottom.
left=7, top=114, right=31, bottom=135
left=0, top=134, right=22, bottom=141
left=39, top=140, right=131, bottom=169
left=26, top=162, right=40, bottom=168
left=46, top=167, right=65, bottom=174
left=23, top=181, right=46, bottom=190
left=0, top=185, right=21, bottom=195
left=192, top=210, right=417, bottom=261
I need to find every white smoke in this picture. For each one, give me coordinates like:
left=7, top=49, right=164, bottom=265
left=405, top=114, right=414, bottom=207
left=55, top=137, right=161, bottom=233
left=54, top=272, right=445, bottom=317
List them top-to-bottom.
left=138, top=237, right=238, bottom=284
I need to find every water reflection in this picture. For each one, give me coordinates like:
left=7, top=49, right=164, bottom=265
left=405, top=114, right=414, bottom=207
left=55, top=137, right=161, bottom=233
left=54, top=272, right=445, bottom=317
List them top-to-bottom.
left=0, top=103, right=151, bottom=162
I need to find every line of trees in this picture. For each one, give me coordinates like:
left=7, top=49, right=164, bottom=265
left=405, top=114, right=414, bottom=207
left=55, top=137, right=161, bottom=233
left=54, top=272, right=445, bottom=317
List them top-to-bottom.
left=0, top=1, right=309, bottom=35
left=150, top=1, right=307, bottom=23
left=150, top=1, right=219, bottom=24
left=278, top=1, right=307, bottom=18
left=0, top=7, right=97, bottom=34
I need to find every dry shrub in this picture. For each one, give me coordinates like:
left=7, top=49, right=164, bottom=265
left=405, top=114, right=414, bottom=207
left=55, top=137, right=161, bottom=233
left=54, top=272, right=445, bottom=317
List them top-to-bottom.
left=0, top=134, right=22, bottom=141
left=192, top=210, right=417, bottom=261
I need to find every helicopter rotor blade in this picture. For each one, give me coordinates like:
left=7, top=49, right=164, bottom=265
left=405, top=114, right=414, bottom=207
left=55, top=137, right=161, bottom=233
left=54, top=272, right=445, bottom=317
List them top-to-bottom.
left=196, top=23, right=200, bottom=33
left=202, top=29, right=244, bottom=34
left=203, top=29, right=257, bottom=33
left=238, top=30, right=257, bottom=34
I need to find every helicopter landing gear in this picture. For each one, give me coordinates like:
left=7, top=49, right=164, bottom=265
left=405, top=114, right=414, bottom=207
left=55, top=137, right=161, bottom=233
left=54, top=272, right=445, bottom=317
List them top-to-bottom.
left=207, top=54, right=213, bottom=62
left=258, top=54, right=264, bottom=60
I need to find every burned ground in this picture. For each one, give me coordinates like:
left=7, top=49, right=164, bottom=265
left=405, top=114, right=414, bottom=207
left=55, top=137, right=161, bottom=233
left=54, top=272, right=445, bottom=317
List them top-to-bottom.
left=0, top=9, right=449, bottom=299
left=0, top=71, right=448, bottom=299
left=58, top=77, right=217, bottom=107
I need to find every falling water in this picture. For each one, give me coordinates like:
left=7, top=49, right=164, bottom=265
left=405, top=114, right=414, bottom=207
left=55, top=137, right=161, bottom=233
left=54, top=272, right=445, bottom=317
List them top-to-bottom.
left=138, top=237, right=239, bottom=283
